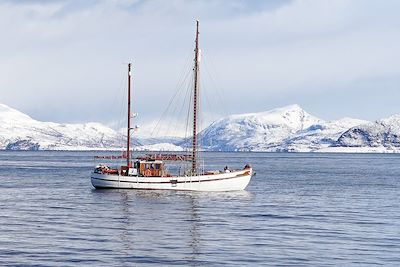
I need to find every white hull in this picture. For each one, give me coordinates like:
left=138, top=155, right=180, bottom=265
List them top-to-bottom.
left=91, top=168, right=252, bottom=192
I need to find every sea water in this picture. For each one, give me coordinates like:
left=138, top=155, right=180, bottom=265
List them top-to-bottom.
left=0, top=151, right=399, bottom=266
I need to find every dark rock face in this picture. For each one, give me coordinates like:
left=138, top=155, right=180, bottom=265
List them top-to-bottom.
left=337, top=117, right=400, bottom=148
left=337, top=128, right=377, bottom=147
left=6, top=139, right=40, bottom=150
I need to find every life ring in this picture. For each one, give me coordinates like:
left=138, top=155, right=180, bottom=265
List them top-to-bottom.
left=144, top=169, right=151, bottom=177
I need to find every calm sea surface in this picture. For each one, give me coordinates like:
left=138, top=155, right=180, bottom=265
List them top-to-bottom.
left=0, top=151, right=399, bottom=266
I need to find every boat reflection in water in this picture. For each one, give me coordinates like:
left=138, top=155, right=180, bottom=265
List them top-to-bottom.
left=90, top=189, right=252, bottom=264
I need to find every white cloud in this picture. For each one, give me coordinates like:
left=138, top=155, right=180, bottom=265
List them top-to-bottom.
left=0, top=0, right=399, bottom=128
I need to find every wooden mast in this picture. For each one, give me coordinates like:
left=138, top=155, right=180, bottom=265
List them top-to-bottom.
left=192, top=20, right=199, bottom=174
left=127, top=63, right=132, bottom=167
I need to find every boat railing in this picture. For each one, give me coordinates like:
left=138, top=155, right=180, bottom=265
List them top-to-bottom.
left=136, top=154, right=193, bottom=161
left=94, top=155, right=127, bottom=159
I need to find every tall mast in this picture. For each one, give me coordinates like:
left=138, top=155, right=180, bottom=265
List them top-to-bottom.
left=192, top=20, right=199, bottom=174
left=127, top=63, right=132, bottom=167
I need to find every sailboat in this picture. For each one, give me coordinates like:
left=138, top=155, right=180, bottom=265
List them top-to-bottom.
left=91, top=21, right=253, bottom=191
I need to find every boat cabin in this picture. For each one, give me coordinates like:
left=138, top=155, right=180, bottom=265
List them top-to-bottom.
left=120, top=160, right=166, bottom=177
left=136, top=160, right=165, bottom=177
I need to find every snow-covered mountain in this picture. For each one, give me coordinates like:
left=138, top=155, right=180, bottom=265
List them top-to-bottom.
left=1, top=102, right=400, bottom=152
left=0, top=103, right=127, bottom=150
left=198, top=104, right=371, bottom=152
left=198, top=104, right=400, bottom=152
left=199, top=105, right=323, bottom=151
left=336, top=114, right=400, bottom=151
left=276, top=117, right=369, bottom=152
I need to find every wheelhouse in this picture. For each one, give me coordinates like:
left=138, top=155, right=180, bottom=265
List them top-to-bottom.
left=136, top=160, right=166, bottom=177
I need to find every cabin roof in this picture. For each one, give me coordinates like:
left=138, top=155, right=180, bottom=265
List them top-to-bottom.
left=138, top=160, right=164, bottom=164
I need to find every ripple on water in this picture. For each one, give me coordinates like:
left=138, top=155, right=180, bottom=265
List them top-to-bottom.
left=0, top=151, right=399, bottom=266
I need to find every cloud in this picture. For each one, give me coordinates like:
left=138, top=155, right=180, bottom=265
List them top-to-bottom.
left=0, top=0, right=399, bottom=131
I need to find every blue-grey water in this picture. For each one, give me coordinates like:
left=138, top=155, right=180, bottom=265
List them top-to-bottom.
left=0, top=151, right=399, bottom=266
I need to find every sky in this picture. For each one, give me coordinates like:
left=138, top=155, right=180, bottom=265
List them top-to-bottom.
left=1, top=0, right=400, bottom=135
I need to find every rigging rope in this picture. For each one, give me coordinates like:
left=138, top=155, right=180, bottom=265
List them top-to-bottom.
left=150, top=50, right=193, bottom=138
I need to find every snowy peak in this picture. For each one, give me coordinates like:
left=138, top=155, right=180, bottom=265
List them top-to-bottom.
left=0, top=103, right=34, bottom=123
left=0, top=103, right=125, bottom=150
left=228, top=104, right=323, bottom=131
left=199, top=105, right=326, bottom=151
left=380, top=114, right=400, bottom=132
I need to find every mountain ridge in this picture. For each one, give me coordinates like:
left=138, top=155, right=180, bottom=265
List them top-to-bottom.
left=1, top=102, right=399, bottom=152
left=0, top=103, right=126, bottom=150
